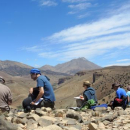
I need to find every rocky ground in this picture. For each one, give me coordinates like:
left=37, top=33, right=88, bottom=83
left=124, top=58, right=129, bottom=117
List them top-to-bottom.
left=1, top=106, right=130, bottom=130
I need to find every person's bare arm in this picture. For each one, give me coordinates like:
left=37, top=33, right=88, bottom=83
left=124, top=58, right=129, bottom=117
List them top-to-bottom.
left=29, top=87, right=33, bottom=94
left=31, top=87, right=44, bottom=105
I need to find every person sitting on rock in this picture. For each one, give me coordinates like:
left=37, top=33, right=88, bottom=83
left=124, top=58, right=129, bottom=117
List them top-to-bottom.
left=22, top=69, right=56, bottom=112
left=0, top=76, right=12, bottom=113
left=76, top=81, right=97, bottom=108
left=109, top=83, right=127, bottom=110
left=126, top=85, right=130, bottom=107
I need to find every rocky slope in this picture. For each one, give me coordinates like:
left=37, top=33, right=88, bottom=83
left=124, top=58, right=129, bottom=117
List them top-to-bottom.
left=55, top=66, right=130, bottom=108
left=1, top=106, right=130, bottom=130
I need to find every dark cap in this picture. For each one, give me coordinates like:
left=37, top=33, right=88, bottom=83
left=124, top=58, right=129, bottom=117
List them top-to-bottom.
left=111, top=83, right=120, bottom=89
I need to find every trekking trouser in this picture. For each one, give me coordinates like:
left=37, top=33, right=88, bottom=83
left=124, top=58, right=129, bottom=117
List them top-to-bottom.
left=22, top=89, right=55, bottom=111
left=22, top=89, right=39, bottom=111
left=112, top=97, right=128, bottom=110
left=40, top=99, right=55, bottom=109
left=76, top=99, right=85, bottom=107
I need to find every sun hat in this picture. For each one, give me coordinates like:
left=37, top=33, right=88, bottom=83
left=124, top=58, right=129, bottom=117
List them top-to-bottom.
left=83, top=81, right=91, bottom=86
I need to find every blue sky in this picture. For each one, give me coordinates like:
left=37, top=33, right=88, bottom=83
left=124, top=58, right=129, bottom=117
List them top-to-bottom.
left=0, top=0, right=130, bottom=67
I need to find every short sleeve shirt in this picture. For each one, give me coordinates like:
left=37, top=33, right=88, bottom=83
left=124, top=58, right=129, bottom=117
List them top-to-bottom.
left=37, top=75, right=56, bottom=102
left=0, top=83, right=12, bottom=110
left=116, top=88, right=127, bottom=99
left=126, top=91, right=130, bottom=105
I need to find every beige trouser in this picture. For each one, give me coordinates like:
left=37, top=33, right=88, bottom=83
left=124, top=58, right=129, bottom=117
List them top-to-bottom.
left=76, top=99, right=85, bottom=107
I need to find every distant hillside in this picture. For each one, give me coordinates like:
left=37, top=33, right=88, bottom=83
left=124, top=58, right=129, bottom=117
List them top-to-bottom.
left=41, top=57, right=101, bottom=75
left=0, top=60, right=32, bottom=76
left=0, top=60, right=69, bottom=77
left=0, top=60, right=70, bottom=107
left=55, top=66, right=130, bottom=108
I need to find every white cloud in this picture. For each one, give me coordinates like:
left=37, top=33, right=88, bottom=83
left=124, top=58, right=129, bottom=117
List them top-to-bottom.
left=32, top=0, right=57, bottom=7
left=40, top=0, right=57, bottom=6
left=62, top=0, right=88, bottom=3
left=24, top=2, right=130, bottom=64
left=68, top=2, right=91, bottom=10
left=39, top=8, right=130, bottom=61
left=68, top=11, right=77, bottom=14
left=47, top=12, right=130, bottom=43
left=77, top=13, right=90, bottom=19
left=22, top=46, right=43, bottom=52
left=117, top=59, right=130, bottom=62
left=106, top=63, right=130, bottom=67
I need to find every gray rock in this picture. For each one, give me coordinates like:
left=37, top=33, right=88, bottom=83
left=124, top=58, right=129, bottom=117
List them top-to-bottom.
left=94, top=107, right=107, bottom=113
left=35, top=108, right=47, bottom=116
left=55, top=110, right=64, bottom=117
left=66, top=110, right=83, bottom=123
left=17, top=113, right=28, bottom=118
left=27, top=113, right=40, bottom=121
left=0, top=116, right=18, bottom=130
left=15, top=118, right=27, bottom=125
left=38, top=118, right=53, bottom=127
left=67, top=118, right=77, bottom=125
left=26, top=119, right=38, bottom=129
left=27, top=119, right=36, bottom=125
left=103, top=120, right=111, bottom=125
left=84, top=121, right=91, bottom=125
left=89, top=123, right=98, bottom=130
left=46, top=124, right=62, bottom=130
left=73, top=125, right=82, bottom=130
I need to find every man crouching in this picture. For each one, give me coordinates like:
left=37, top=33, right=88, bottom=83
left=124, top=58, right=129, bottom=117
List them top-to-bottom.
left=22, top=69, right=56, bottom=112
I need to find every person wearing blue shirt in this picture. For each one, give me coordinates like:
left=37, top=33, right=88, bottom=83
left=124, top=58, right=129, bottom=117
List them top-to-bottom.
left=22, top=69, right=55, bottom=112
left=110, top=83, right=127, bottom=110
left=126, top=86, right=130, bottom=106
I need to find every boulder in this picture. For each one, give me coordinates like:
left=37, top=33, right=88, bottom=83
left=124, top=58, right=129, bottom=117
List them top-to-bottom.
left=35, top=108, right=47, bottom=116
left=66, top=110, right=83, bottom=123
left=27, top=113, right=40, bottom=121
left=0, top=116, right=18, bottom=130
left=89, top=123, right=98, bottom=130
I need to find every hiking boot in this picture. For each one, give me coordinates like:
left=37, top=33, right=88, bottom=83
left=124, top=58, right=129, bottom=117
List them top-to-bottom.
left=24, top=106, right=31, bottom=113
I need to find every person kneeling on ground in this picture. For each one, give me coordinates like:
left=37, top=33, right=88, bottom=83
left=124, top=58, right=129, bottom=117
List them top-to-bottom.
left=22, top=69, right=56, bottom=112
left=0, top=76, right=12, bottom=113
left=76, top=81, right=98, bottom=109
left=109, top=83, right=127, bottom=110
left=126, top=85, right=130, bottom=107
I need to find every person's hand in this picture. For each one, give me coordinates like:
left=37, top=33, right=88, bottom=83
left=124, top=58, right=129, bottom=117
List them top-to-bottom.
left=29, top=88, right=33, bottom=94
left=80, top=95, right=84, bottom=100
left=8, top=100, right=12, bottom=105
left=31, top=102, right=35, bottom=105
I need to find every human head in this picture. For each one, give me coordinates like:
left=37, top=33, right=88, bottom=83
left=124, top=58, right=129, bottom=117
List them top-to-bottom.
left=30, top=68, right=41, bottom=80
left=0, top=76, right=5, bottom=84
left=83, top=81, right=91, bottom=89
left=111, top=83, right=120, bottom=91
left=127, top=85, right=130, bottom=91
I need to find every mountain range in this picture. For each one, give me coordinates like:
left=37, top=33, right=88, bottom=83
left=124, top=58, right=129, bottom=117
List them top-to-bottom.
left=0, top=57, right=102, bottom=108
left=0, top=57, right=101, bottom=76
left=41, top=57, right=101, bottom=75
